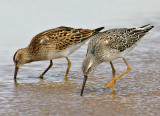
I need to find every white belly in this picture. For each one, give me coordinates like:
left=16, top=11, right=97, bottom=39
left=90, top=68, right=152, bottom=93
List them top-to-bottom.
left=47, top=40, right=87, bottom=60
left=104, top=44, right=138, bottom=62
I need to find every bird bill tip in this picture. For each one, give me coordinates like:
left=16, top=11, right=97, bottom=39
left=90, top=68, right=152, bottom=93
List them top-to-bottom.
left=14, top=66, right=19, bottom=79
left=80, top=75, right=88, bottom=96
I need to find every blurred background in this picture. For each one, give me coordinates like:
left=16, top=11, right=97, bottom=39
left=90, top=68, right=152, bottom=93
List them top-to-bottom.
left=0, top=0, right=160, bottom=116
left=0, top=0, right=159, bottom=50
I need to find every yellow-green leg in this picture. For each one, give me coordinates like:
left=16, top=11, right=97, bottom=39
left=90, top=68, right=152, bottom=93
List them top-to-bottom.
left=64, top=57, right=71, bottom=80
left=105, top=58, right=131, bottom=89
left=40, top=60, right=53, bottom=79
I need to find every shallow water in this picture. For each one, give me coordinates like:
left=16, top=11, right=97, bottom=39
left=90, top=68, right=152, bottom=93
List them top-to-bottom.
left=0, top=1, right=160, bottom=116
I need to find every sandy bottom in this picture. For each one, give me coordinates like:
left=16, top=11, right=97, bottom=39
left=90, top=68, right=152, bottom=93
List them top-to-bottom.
left=1, top=35, right=160, bottom=115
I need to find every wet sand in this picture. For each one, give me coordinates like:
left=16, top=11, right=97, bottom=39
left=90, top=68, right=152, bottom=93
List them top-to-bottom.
left=0, top=1, right=160, bottom=116
left=0, top=32, right=160, bottom=115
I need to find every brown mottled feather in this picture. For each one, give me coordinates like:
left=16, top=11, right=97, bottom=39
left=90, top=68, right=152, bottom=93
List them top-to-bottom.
left=13, top=26, right=104, bottom=80
left=28, top=26, right=103, bottom=51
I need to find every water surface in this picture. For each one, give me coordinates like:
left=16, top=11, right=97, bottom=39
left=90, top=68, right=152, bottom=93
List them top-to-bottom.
left=0, top=0, right=160, bottom=116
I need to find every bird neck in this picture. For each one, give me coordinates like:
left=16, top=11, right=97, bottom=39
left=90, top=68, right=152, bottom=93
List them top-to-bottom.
left=22, top=47, right=34, bottom=63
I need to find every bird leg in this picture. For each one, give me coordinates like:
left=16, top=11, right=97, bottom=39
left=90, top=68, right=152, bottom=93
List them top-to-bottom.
left=64, top=57, right=71, bottom=80
left=105, top=58, right=131, bottom=89
left=40, top=60, right=53, bottom=79
left=108, top=61, right=116, bottom=93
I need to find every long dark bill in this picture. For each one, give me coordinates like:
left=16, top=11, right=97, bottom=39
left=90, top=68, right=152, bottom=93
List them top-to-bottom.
left=14, top=66, right=19, bottom=79
left=80, top=75, right=88, bottom=96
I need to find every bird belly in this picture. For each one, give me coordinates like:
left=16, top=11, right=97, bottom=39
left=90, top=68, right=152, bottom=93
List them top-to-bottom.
left=47, top=41, right=86, bottom=60
left=65, top=41, right=86, bottom=56
left=103, top=44, right=137, bottom=62
left=120, top=44, right=137, bottom=57
left=47, top=51, right=66, bottom=60
left=104, top=53, right=121, bottom=62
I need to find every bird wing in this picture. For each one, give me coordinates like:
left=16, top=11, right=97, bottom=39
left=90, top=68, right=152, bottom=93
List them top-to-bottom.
left=87, top=24, right=153, bottom=54
left=102, top=25, right=154, bottom=52
left=29, top=26, right=104, bottom=50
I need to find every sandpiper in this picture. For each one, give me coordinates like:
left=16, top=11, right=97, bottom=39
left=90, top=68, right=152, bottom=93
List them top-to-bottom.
left=81, top=24, right=154, bottom=95
left=13, top=26, right=104, bottom=80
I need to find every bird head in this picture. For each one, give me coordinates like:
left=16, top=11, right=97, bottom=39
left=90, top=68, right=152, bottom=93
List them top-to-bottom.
left=13, top=48, right=31, bottom=79
left=81, top=54, right=99, bottom=95
left=81, top=54, right=98, bottom=76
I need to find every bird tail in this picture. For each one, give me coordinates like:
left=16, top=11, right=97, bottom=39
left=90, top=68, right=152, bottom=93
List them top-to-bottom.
left=132, top=24, right=154, bottom=38
left=137, top=24, right=154, bottom=32
left=139, top=24, right=151, bottom=28
left=143, top=25, right=154, bottom=32
left=74, top=26, right=104, bottom=44
left=94, top=27, right=105, bottom=32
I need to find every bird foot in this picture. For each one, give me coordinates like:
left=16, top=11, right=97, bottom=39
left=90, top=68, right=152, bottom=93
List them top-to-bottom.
left=39, top=75, right=44, bottom=79
left=64, top=76, right=68, bottom=81
left=105, top=80, right=115, bottom=89
left=112, top=88, right=115, bottom=93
